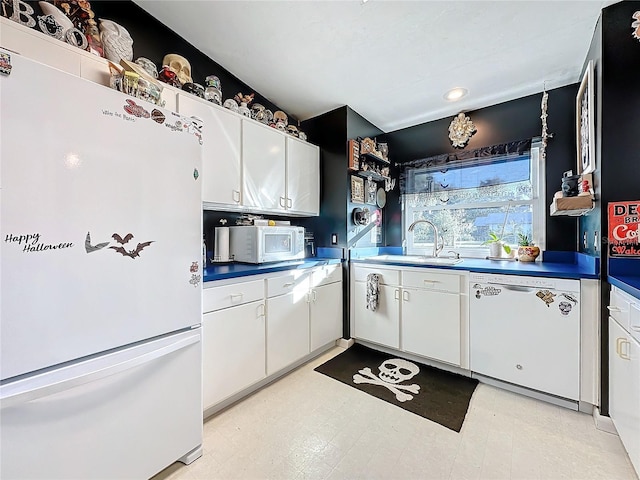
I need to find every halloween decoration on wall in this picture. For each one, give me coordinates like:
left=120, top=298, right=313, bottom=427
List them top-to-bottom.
left=632, top=11, right=640, bottom=41
left=576, top=60, right=595, bottom=175
left=540, top=86, right=552, bottom=163
left=448, top=112, right=476, bottom=148
left=351, top=175, right=365, bottom=203
left=84, top=231, right=109, bottom=253
left=109, top=232, right=154, bottom=259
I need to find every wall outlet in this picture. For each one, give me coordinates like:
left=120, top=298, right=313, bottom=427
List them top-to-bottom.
left=331, top=233, right=338, bottom=245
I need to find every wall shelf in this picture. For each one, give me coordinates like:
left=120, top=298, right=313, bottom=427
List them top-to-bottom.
left=360, top=152, right=390, bottom=165
left=355, top=170, right=390, bottom=182
left=549, top=195, right=595, bottom=216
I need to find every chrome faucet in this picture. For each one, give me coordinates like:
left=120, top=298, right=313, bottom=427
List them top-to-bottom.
left=407, top=219, right=444, bottom=257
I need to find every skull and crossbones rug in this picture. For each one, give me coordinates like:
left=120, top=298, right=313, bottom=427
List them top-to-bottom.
left=314, top=344, right=478, bottom=432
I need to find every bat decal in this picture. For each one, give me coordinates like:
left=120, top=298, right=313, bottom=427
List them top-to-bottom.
left=85, top=231, right=110, bottom=253
left=112, top=233, right=134, bottom=244
left=110, top=241, right=154, bottom=259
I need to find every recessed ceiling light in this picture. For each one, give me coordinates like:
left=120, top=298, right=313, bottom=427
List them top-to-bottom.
left=444, top=88, right=468, bottom=101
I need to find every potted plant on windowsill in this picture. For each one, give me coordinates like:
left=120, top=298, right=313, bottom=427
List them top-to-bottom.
left=483, top=231, right=512, bottom=258
left=516, top=233, right=540, bottom=262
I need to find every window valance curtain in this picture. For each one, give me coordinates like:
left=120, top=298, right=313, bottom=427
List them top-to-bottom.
left=399, top=139, right=531, bottom=195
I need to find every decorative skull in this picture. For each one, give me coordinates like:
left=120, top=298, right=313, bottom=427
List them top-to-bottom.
left=162, top=53, right=192, bottom=86
left=559, top=301, right=573, bottom=316
left=378, top=359, right=419, bottom=384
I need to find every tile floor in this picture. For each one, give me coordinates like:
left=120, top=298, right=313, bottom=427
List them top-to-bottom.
left=154, top=346, right=638, bottom=480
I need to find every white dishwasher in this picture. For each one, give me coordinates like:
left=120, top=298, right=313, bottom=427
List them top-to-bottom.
left=469, top=273, right=580, bottom=401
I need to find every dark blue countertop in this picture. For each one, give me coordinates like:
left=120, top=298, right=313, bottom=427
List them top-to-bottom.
left=204, top=248, right=600, bottom=282
left=350, top=248, right=600, bottom=280
left=204, top=258, right=342, bottom=282
left=608, top=258, right=640, bottom=299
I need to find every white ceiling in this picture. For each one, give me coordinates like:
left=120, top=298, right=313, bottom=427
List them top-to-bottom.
left=134, top=0, right=615, bottom=133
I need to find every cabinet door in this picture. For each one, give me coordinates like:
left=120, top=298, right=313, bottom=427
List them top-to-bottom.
left=177, top=93, right=241, bottom=206
left=242, top=120, right=286, bottom=211
left=286, top=137, right=319, bottom=215
left=310, top=281, right=343, bottom=351
left=353, top=282, right=400, bottom=348
left=402, top=288, right=460, bottom=366
left=266, top=291, right=310, bottom=375
left=202, top=301, right=266, bottom=411
left=609, top=318, right=640, bottom=474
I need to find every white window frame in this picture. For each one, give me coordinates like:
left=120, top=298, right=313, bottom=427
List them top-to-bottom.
left=402, top=141, right=546, bottom=258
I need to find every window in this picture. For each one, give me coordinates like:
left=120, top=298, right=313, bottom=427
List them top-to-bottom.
left=402, top=141, right=545, bottom=258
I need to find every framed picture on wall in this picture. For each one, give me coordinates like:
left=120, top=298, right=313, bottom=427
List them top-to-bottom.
left=576, top=60, right=595, bottom=175
left=351, top=175, right=365, bottom=203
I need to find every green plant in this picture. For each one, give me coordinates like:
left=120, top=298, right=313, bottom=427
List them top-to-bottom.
left=483, top=232, right=512, bottom=254
left=517, top=233, right=534, bottom=246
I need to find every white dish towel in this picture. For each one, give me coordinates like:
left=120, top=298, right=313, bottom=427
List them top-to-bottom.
left=366, top=273, right=380, bottom=311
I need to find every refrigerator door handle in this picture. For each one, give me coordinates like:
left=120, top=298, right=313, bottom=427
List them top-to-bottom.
left=0, top=331, right=200, bottom=408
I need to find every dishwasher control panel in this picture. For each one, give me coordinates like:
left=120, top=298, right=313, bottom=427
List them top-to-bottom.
left=469, top=273, right=578, bottom=291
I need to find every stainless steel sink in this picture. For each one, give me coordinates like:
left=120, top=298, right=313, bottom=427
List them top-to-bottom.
left=364, top=255, right=463, bottom=265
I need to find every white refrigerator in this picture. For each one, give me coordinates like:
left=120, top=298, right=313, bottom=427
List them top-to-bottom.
left=1, top=50, right=204, bottom=479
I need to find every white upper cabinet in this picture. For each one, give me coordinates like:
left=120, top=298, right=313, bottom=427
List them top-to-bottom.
left=177, top=93, right=242, bottom=208
left=242, top=120, right=287, bottom=212
left=286, top=137, right=320, bottom=216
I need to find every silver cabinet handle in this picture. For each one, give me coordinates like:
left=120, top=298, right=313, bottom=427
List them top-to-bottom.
left=232, top=190, right=241, bottom=203
left=279, top=196, right=286, bottom=208
left=282, top=282, right=294, bottom=288
left=394, top=289, right=400, bottom=300
left=312, top=290, right=317, bottom=302
left=402, top=290, right=410, bottom=301
left=230, top=293, right=243, bottom=301
left=256, top=303, right=265, bottom=318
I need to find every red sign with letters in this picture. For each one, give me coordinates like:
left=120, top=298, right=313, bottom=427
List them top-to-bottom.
left=608, top=201, right=640, bottom=257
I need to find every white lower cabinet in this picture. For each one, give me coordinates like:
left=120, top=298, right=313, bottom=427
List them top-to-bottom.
left=202, top=264, right=343, bottom=411
left=351, top=264, right=464, bottom=365
left=266, top=275, right=311, bottom=375
left=310, top=280, right=343, bottom=350
left=353, top=282, right=400, bottom=348
left=609, top=286, right=640, bottom=476
left=402, top=288, right=460, bottom=365
left=202, top=301, right=265, bottom=411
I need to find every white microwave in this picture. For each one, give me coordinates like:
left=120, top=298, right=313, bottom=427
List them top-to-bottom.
left=229, top=226, right=305, bottom=263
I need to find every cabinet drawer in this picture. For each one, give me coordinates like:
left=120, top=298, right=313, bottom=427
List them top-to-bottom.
left=313, top=264, right=342, bottom=287
left=353, top=266, right=400, bottom=285
left=402, top=270, right=461, bottom=293
left=266, top=272, right=309, bottom=298
left=203, top=279, right=264, bottom=313
left=609, top=287, right=634, bottom=331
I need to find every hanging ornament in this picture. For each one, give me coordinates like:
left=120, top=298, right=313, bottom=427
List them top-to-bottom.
left=540, top=86, right=549, bottom=163
left=448, top=113, right=476, bottom=148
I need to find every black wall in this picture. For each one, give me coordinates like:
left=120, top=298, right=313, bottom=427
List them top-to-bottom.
left=580, top=0, right=640, bottom=415
left=383, top=85, right=580, bottom=251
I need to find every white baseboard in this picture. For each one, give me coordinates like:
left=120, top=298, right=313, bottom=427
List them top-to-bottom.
left=336, top=337, right=355, bottom=348
left=593, top=407, right=617, bottom=435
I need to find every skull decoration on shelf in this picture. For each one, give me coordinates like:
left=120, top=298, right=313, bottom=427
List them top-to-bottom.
left=162, top=54, right=192, bottom=86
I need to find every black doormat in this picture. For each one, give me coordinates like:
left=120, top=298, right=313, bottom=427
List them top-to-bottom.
left=314, top=344, right=478, bottom=432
